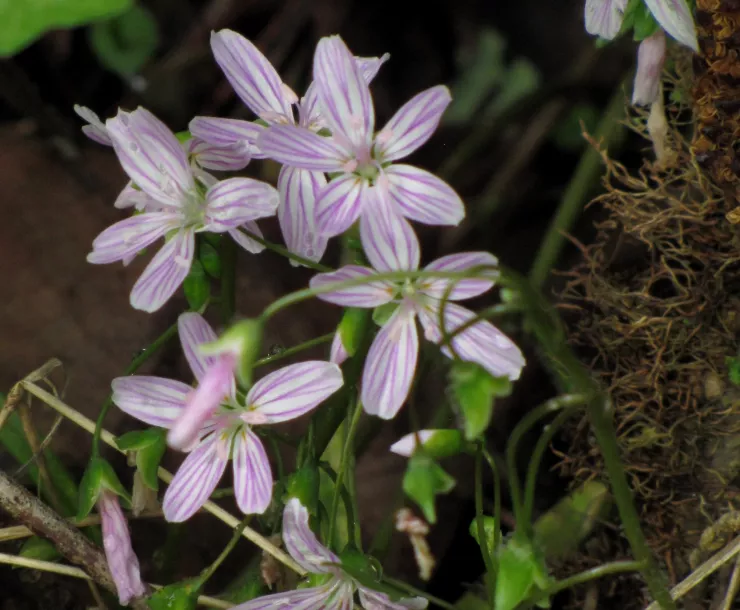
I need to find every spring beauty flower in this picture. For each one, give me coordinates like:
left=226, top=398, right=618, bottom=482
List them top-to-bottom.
left=190, top=29, right=389, bottom=263
left=632, top=31, right=666, bottom=106
left=259, top=35, right=464, bottom=255
left=86, top=107, right=279, bottom=312
left=310, top=189, right=524, bottom=419
left=111, top=313, right=343, bottom=521
left=98, top=491, right=147, bottom=606
left=233, top=498, right=427, bottom=610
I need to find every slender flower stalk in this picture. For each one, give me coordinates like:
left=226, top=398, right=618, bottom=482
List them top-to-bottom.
left=190, top=30, right=389, bottom=264
left=259, top=35, right=464, bottom=257
left=86, top=107, right=279, bottom=312
left=311, top=189, right=524, bottom=419
left=111, top=313, right=343, bottom=521
left=98, top=491, right=147, bottom=606
left=232, top=498, right=427, bottom=610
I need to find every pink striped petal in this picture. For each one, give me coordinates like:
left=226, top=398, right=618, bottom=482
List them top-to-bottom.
left=584, top=0, right=627, bottom=40
left=644, top=0, right=698, bottom=51
left=211, top=29, right=294, bottom=121
left=632, top=31, right=666, bottom=106
left=313, top=36, right=374, bottom=150
left=356, top=53, right=390, bottom=83
left=298, top=82, right=324, bottom=130
left=375, top=86, right=451, bottom=162
left=74, top=105, right=112, bottom=146
left=189, top=116, right=265, bottom=159
left=258, top=124, right=349, bottom=171
left=187, top=138, right=251, bottom=171
left=385, top=165, right=464, bottom=226
left=277, top=166, right=329, bottom=264
left=315, top=174, right=367, bottom=237
left=205, top=177, right=279, bottom=230
left=114, top=182, right=155, bottom=210
left=359, top=187, right=420, bottom=272
left=87, top=212, right=178, bottom=265
left=228, top=223, right=265, bottom=254
left=130, top=229, right=195, bottom=313
left=420, top=252, right=499, bottom=300
left=310, top=266, right=396, bottom=308
left=418, top=302, right=525, bottom=381
left=361, top=305, right=419, bottom=419
left=177, top=312, right=221, bottom=383
left=330, top=330, right=349, bottom=365
left=167, top=355, right=236, bottom=451
left=244, top=362, right=343, bottom=424
left=111, top=376, right=191, bottom=428
left=232, top=428, right=273, bottom=514
left=389, top=430, right=437, bottom=457
left=162, top=434, right=229, bottom=522
left=283, top=498, right=339, bottom=572
left=230, top=586, right=332, bottom=610
left=358, top=587, right=428, bottom=610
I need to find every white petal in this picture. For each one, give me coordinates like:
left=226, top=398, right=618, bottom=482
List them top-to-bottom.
left=584, top=0, right=627, bottom=40
left=644, top=0, right=698, bottom=51
left=385, top=165, right=465, bottom=226
left=205, top=177, right=279, bottom=230
left=87, top=212, right=178, bottom=265
left=420, top=252, right=499, bottom=300
left=310, top=266, right=396, bottom=308
left=111, top=376, right=191, bottom=428
left=233, top=428, right=273, bottom=514
left=283, top=498, right=339, bottom=572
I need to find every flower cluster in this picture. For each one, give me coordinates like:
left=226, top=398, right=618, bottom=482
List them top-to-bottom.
left=78, top=28, right=527, bottom=607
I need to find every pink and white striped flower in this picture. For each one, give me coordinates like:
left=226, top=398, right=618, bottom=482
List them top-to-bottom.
left=584, top=0, right=627, bottom=40
left=190, top=29, right=389, bottom=264
left=632, top=31, right=666, bottom=106
left=258, top=35, right=464, bottom=256
left=86, top=107, right=279, bottom=312
left=310, top=191, right=524, bottom=419
left=111, top=313, right=344, bottom=521
left=98, top=491, right=147, bottom=606
left=232, top=498, right=427, bottom=610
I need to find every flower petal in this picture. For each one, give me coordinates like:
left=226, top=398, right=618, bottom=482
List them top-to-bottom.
left=584, top=0, right=627, bottom=40
left=644, top=0, right=698, bottom=51
left=211, top=29, right=294, bottom=121
left=632, top=31, right=666, bottom=106
left=313, top=35, right=375, bottom=150
left=356, top=53, right=390, bottom=83
left=375, top=86, right=451, bottom=162
left=74, top=105, right=112, bottom=146
left=189, top=116, right=266, bottom=158
left=258, top=124, right=348, bottom=171
left=187, top=137, right=251, bottom=171
left=384, top=165, right=465, bottom=226
left=277, top=166, right=329, bottom=264
left=315, top=173, right=367, bottom=237
left=205, top=177, right=279, bottom=230
left=114, top=182, right=155, bottom=210
left=359, top=187, right=420, bottom=272
left=87, top=212, right=178, bottom=265
left=228, top=223, right=265, bottom=254
left=130, top=229, right=195, bottom=313
left=420, top=252, right=499, bottom=300
left=310, top=266, right=395, bottom=308
left=418, top=302, right=525, bottom=381
left=361, top=305, right=419, bottom=419
left=177, top=312, right=221, bottom=383
left=330, top=330, right=350, bottom=366
left=167, top=355, right=236, bottom=451
left=245, top=362, right=343, bottom=424
left=111, top=376, right=191, bottom=428
left=232, top=428, right=273, bottom=514
left=162, top=434, right=229, bottom=522
left=283, top=497, right=339, bottom=572
left=229, top=586, right=332, bottom=610
left=358, top=587, right=428, bottom=610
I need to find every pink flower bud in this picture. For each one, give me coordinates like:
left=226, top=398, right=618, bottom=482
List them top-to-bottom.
left=632, top=31, right=666, bottom=106
left=99, top=491, right=147, bottom=606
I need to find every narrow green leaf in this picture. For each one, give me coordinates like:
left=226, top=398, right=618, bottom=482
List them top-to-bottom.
left=199, top=242, right=222, bottom=279
left=183, top=260, right=210, bottom=311
left=338, top=307, right=371, bottom=357
left=136, top=433, right=167, bottom=491
left=286, top=464, right=320, bottom=516
left=468, top=515, right=499, bottom=557
left=20, top=536, right=61, bottom=562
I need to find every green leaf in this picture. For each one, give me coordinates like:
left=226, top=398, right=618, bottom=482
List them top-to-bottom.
left=0, top=0, right=132, bottom=56
left=632, top=2, right=659, bottom=41
left=88, top=4, right=158, bottom=76
left=199, top=242, right=222, bottom=279
left=183, top=260, right=210, bottom=311
left=372, top=302, right=399, bottom=327
left=338, top=307, right=370, bottom=357
left=727, top=356, right=740, bottom=386
left=449, top=361, right=512, bottom=440
left=116, top=427, right=165, bottom=451
left=417, top=429, right=466, bottom=459
left=136, top=433, right=167, bottom=491
left=402, top=454, right=455, bottom=523
left=77, top=458, right=130, bottom=520
left=286, top=464, right=320, bottom=516
left=533, top=481, right=611, bottom=561
left=468, top=515, right=499, bottom=557
left=20, top=536, right=61, bottom=562
left=495, top=536, right=550, bottom=610
left=337, top=549, right=406, bottom=601
left=147, top=579, right=201, bottom=610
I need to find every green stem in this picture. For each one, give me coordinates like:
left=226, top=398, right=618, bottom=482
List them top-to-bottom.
left=528, top=81, right=627, bottom=288
left=241, top=229, right=333, bottom=272
left=220, top=235, right=237, bottom=324
left=503, top=271, right=675, bottom=609
left=92, top=321, right=179, bottom=456
left=253, top=333, right=334, bottom=369
left=327, top=397, right=363, bottom=549
left=475, top=444, right=496, bottom=609
left=481, top=448, right=502, bottom=598
left=197, top=516, right=251, bottom=586
left=544, top=560, right=644, bottom=597
left=381, top=575, right=455, bottom=610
